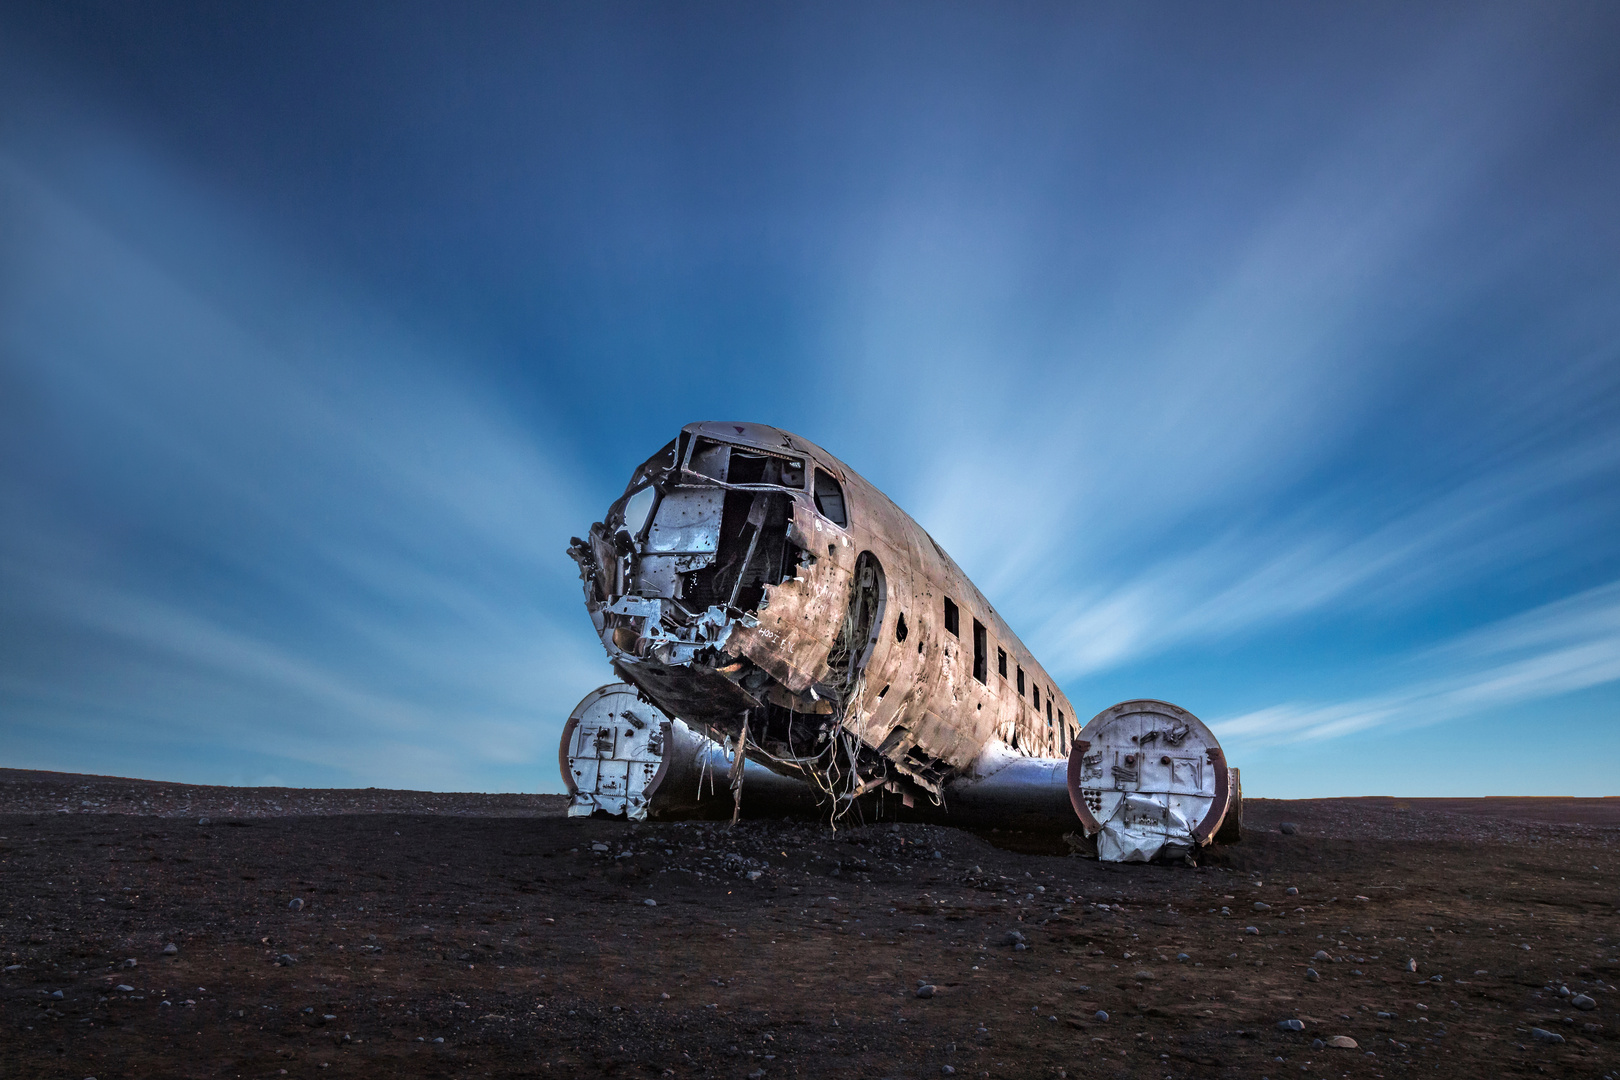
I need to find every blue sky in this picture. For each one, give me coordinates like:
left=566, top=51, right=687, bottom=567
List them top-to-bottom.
left=2, top=3, right=1617, bottom=796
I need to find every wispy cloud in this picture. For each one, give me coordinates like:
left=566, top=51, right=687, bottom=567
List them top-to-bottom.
left=0, top=138, right=603, bottom=790
left=1034, top=428, right=1620, bottom=677
left=1213, top=579, right=1620, bottom=746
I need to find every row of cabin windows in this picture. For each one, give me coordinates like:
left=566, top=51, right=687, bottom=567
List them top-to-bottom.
left=942, top=593, right=1064, bottom=734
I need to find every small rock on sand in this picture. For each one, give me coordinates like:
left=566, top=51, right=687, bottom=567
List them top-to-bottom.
left=1530, top=1028, right=1565, bottom=1044
left=1326, top=1035, right=1357, bottom=1049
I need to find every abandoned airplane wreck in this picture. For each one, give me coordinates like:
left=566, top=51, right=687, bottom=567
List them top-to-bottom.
left=567, top=421, right=1238, bottom=860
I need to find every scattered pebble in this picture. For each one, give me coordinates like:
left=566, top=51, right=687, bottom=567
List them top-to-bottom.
left=1279, top=823, right=1298, bottom=835
left=1285, top=886, right=1298, bottom=895
left=288, top=898, right=304, bottom=912
left=643, top=899, right=658, bottom=907
left=1254, top=902, right=1271, bottom=911
left=1245, top=926, right=1260, bottom=935
left=162, top=943, right=178, bottom=955
left=1305, top=968, right=1319, bottom=982
left=115, top=984, right=134, bottom=992
left=916, top=984, right=936, bottom=998
left=1572, top=994, right=1596, bottom=1011
left=1094, top=1010, right=1109, bottom=1022
left=1277, top=1019, right=1304, bottom=1031
left=1530, top=1028, right=1565, bottom=1044
left=1326, top=1036, right=1357, bottom=1049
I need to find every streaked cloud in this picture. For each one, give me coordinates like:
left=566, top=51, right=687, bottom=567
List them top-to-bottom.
left=1214, top=579, right=1620, bottom=746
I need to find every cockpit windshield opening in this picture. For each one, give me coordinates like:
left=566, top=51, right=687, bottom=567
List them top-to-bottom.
left=727, top=450, right=805, bottom=488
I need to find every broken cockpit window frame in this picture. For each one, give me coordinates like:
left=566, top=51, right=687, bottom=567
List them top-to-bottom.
left=684, top=437, right=807, bottom=490
left=622, top=438, right=679, bottom=495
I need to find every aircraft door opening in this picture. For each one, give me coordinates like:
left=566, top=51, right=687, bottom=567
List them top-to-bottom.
left=826, top=551, right=886, bottom=697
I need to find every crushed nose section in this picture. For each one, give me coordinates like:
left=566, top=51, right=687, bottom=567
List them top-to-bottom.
left=568, top=431, right=809, bottom=672
left=560, top=684, right=672, bottom=820
left=1066, top=700, right=1235, bottom=862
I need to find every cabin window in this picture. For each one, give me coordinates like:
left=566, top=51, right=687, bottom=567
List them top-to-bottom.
left=813, top=469, right=847, bottom=526
left=620, top=484, right=657, bottom=538
left=943, top=597, right=959, bottom=636
left=896, top=613, right=908, bottom=642
left=972, top=620, right=987, bottom=683
left=997, top=647, right=1007, bottom=678
left=1016, top=666, right=1025, bottom=695
left=1032, top=684, right=1040, bottom=710
left=1046, top=697, right=1053, bottom=724
left=1060, top=722, right=1067, bottom=755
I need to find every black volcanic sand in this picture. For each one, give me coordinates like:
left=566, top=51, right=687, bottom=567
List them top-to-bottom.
left=2, top=770, right=1617, bottom=1079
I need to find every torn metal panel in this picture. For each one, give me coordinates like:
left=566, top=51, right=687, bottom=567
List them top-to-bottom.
left=1066, top=699, right=1236, bottom=862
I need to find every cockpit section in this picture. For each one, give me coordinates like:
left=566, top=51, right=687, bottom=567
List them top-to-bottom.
left=570, top=423, right=934, bottom=822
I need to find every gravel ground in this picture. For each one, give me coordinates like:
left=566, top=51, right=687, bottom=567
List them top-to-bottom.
left=2, top=769, right=1617, bottom=1079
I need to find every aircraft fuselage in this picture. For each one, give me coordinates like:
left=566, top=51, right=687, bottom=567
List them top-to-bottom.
left=569, top=421, right=1076, bottom=815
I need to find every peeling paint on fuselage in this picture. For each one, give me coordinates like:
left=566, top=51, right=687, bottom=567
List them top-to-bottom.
left=569, top=421, right=1075, bottom=816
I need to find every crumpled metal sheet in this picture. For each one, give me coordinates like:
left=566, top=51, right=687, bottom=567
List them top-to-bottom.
left=1094, top=792, right=1198, bottom=863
